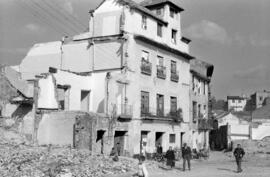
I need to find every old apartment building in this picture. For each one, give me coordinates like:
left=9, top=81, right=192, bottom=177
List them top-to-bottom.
left=5, top=0, right=214, bottom=156
left=190, top=59, right=214, bottom=150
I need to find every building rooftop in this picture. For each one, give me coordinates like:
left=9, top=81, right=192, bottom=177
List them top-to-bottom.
left=91, top=0, right=168, bottom=26
left=140, top=0, right=184, bottom=12
left=134, top=34, right=194, bottom=60
left=190, top=59, right=214, bottom=80
left=227, top=96, right=246, bottom=100
left=252, top=104, right=270, bottom=120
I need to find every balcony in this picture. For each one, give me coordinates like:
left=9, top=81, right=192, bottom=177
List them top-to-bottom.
left=141, top=60, right=152, bottom=76
left=157, top=65, right=166, bottom=79
left=170, top=71, right=179, bottom=82
left=117, top=104, right=133, bottom=120
left=141, top=107, right=183, bottom=122
left=198, top=119, right=213, bottom=130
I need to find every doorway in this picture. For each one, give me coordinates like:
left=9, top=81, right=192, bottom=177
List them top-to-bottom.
left=81, top=90, right=90, bottom=111
left=96, top=130, right=106, bottom=154
left=114, top=131, right=127, bottom=156
left=155, top=132, right=164, bottom=147
left=180, top=132, right=185, bottom=148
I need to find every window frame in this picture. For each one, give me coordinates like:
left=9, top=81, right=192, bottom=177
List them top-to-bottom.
left=141, top=15, right=147, bottom=30
left=157, top=23, right=163, bottom=37
left=171, top=29, right=177, bottom=44
left=171, top=60, right=177, bottom=73
left=141, top=91, right=150, bottom=114
left=170, top=96, right=177, bottom=112
left=169, top=134, right=176, bottom=143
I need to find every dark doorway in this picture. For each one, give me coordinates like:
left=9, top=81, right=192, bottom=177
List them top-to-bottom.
left=96, top=130, right=106, bottom=154
left=114, top=131, right=127, bottom=156
left=155, top=132, right=164, bottom=147
left=180, top=132, right=185, bottom=148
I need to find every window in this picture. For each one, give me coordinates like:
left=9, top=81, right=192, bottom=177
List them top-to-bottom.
left=156, top=7, right=163, bottom=16
left=170, top=8, right=176, bottom=18
left=141, top=15, right=147, bottom=30
left=157, top=23, right=162, bottom=37
left=171, top=29, right=177, bottom=44
left=141, top=50, right=149, bottom=62
left=157, top=56, right=164, bottom=66
left=171, top=60, right=177, bottom=73
left=192, top=75, right=195, bottom=91
left=198, top=79, right=201, bottom=94
left=202, top=81, right=205, bottom=95
left=141, top=91, right=149, bottom=114
left=157, top=94, right=164, bottom=116
left=259, top=96, right=263, bottom=101
left=170, top=97, right=177, bottom=112
left=232, top=100, right=235, bottom=103
left=238, top=100, right=241, bottom=103
left=192, top=101, right=197, bottom=121
left=198, top=104, right=201, bottom=117
left=204, top=105, right=207, bottom=111
left=169, top=134, right=176, bottom=143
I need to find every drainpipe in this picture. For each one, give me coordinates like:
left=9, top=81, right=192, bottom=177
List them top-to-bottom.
left=106, top=72, right=112, bottom=115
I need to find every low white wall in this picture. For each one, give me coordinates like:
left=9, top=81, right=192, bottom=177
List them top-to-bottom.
left=252, top=123, right=270, bottom=140
left=229, top=124, right=250, bottom=140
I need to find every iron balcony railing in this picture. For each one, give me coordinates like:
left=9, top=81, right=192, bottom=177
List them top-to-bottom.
left=141, top=60, right=152, bottom=75
left=157, top=65, right=166, bottom=79
left=170, top=71, right=179, bottom=82
left=117, top=104, right=133, bottom=119
left=141, top=106, right=183, bottom=122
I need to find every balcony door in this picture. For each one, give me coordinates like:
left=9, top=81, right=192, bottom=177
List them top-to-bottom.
left=141, top=91, right=149, bottom=115
left=157, top=94, right=164, bottom=117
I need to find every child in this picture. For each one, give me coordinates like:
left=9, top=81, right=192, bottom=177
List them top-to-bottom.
left=135, top=156, right=149, bottom=177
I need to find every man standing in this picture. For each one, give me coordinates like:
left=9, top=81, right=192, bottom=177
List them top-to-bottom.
left=116, top=142, right=121, bottom=156
left=157, top=143, right=163, bottom=154
left=182, top=143, right=191, bottom=171
left=233, top=144, right=245, bottom=173
left=165, top=146, right=175, bottom=168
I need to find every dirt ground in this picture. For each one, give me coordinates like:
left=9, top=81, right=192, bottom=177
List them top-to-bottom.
left=109, top=151, right=270, bottom=177
left=147, top=151, right=270, bottom=177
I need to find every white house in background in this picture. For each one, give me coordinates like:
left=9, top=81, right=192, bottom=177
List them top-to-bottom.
left=227, top=96, right=247, bottom=112
left=251, top=103, right=270, bottom=140
left=216, top=112, right=250, bottom=141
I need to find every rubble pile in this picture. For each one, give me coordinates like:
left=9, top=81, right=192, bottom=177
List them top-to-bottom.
left=0, top=137, right=137, bottom=177
left=232, top=138, right=270, bottom=154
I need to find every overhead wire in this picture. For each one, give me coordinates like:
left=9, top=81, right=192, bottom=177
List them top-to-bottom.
left=18, top=0, right=72, bottom=36
left=28, top=0, right=80, bottom=34
left=43, top=0, right=88, bottom=31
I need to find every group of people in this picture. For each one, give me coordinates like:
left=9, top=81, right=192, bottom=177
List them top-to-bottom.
left=117, top=142, right=245, bottom=177
left=156, top=143, right=192, bottom=171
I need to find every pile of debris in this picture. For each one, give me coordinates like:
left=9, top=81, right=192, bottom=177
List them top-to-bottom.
left=0, top=130, right=137, bottom=177
left=232, top=138, right=270, bottom=154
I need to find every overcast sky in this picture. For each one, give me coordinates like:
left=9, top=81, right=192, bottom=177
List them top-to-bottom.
left=1, top=0, right=270, bottom=99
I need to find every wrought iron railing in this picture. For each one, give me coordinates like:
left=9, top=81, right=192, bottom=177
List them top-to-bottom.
left=141, top=60, right=152, bottom=75
left=157, top=65, right=166, bottom=79
left=170, top=71, right=179, bottom=82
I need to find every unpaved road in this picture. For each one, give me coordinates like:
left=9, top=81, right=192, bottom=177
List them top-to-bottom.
left=109, top=151, right=270, bottom=177
left=148, top=152, right=270, bottom=177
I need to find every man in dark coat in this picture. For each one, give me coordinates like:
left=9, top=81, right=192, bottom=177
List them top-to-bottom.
left=156, top=143, right=163, bottom=154
left=182, top=143, right=191, bottom=171
left=234, top=144, right=245, bottom=173
left=165, top=146, right=175, bottom=168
